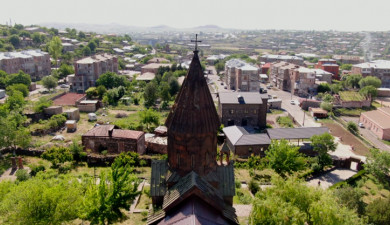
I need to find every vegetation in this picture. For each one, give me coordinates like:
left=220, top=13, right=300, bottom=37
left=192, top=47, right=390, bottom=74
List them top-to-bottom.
left=48, top=36, right=63, bottom=67
left=41, top=75, right=58, bottom=91
left=339, top=91, right=365, bottom=101
left=276, top=116, right=294, bottom=128
left=347, top=121, right=359, bottom=134
left=310, top=133, right=337, bottom=171
left=41, top=146, right=73, bottom=168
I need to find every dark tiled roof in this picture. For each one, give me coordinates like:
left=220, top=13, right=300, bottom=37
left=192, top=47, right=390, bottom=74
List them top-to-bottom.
left=165, top=51, right=220, bottom=134
left=219, top=92, right=267, bottom=104
left=83, top=125, right=115, bottom=137
left=83, top=125, right=144, bottom=140
left=266, top=127, right=329, bottom=140
left=236, top=134, right=271, bottom=145
left=150, top=160, right=168, bottom=197
left=217, top=163, right=235, bottom=197
left=147, top=209, right=166, bottom=225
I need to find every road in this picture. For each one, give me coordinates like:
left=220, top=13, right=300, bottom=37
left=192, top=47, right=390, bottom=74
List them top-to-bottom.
left=265, top=87, right=320, bottom=127
left=341, top=116, right=390, bottom=152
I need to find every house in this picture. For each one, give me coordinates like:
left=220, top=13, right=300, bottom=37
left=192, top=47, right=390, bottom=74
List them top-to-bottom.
left=62, top=43, right=75, bottom=52
left=149, top=48, right=237, bottom=224
left=70, top=54, right=118, bottom=92
left=206, top=54, right=228, bottom=65
left=260, top=54, right=304, bottom=65
left=333, top=55, right=364, bottom=65
left=147, top=57, right=169, bottom=64
left=225, top=59, right=260, bottom=92
left=315, top=59, right=340, bottom=80
left=352, top=60, right=390, bottom=88
left=269, top=61, right=299, bottom=91
left=261, top=62, right=271, bottom=74
left=141, top=63, right=172, bottom=74
left=290, top=67, right=333, bottom=96
left=136, top=72, right=155, bottom=82
left=218, top=92, right=268, bottom=128
left=299, top=98, right=321, bottom=110
left=268, top=99, right=282, bottom=109
left=77, top=100, right=100, bottom=112
left=43, top=106, right=63, bottom=116
left=309, top=107, right=328, bottom=118
left=360, top=107, right=390, bottom=140
left=64, top=108, right=80, bottom=121
left=65, top=120, right=77, bottom=132
left=82, top=125, right=145, bottom=154
left=223, top=126, right=271, bottom=157
left=145, top=133, right=167, bottom=154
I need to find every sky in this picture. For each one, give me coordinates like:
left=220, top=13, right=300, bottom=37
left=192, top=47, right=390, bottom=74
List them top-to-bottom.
left=2, top=0, right=390, bottom=31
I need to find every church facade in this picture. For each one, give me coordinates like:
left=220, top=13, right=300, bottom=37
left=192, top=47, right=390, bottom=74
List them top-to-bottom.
left=148, top=42, right=238, bottom=224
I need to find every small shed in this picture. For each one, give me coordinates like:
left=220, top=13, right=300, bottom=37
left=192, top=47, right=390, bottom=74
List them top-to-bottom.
left=0, top=89, right=5, bottom=99
left=268, top=99, right=282, bottom=109
left=77, top=100, right=99, bottom=112
left=44, top=106, right=63, bottom=115
left=309, top=107, right=328, bottom=118
left=64, top=108, right=80, bottom=121
left=88, top=113, right=97, bottom=121
left=65, top=120, right=77, bottom=132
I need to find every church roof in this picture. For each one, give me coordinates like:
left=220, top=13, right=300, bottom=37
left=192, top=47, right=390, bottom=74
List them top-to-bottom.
left=165, top=51, right=220, bottom=134
left=150, top=160, right=168, bottom=197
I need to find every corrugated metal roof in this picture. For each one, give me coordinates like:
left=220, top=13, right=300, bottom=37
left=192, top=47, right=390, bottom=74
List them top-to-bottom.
left=219, top=92, right=267, bottom=104
left=83, top=125, right=115, bottom=137
left=222, top=126, right=248, bottom=145
left=266, top=127, right=329, bottom=140
left=236, top=134, right=271, bottom=145
left=150, top=160, right=168, bottom=197
left=217, top=163, right=235, bottom=197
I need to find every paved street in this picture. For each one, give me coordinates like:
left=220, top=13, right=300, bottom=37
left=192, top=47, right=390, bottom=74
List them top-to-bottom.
left=265, top=87, right=320, bottom=127
left=341, top=116, right=390, bottom=152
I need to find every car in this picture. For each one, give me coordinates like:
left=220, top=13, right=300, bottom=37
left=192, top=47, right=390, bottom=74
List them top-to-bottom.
left=220, top=82, right=224, bottom=85
left=60, top=84, right=69, bottom=88
left=262, top=89, right=267, bottom=94
left=290, top=100, right=296, bottom=105
left=358, top=122, right=365, bottom=128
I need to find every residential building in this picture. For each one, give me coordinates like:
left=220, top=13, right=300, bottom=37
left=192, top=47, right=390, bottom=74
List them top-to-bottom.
left=62, top=43, right=75, bottom=52
left=0, top=49, right=51, bottom=81
left=149, top=49, right=237, bottom=224
left=69, top=54, right=118, bottom=92
left=206, top=54, right=228, bottom=65
left=260, top=54, right=304, bottom=65
left=333, top=55, right=364, bottom=65
left=225, top=59, right=260, bottom=92
left=315, top=59, right=340, bottom=80
left=352, top=60, right=390, bottom=87
left=270, top=61, right=299, bottom=91
left=261, top=62, right=271, bottom=74
left=141, top=63, right=172, bottom=74
left=291, top=67, right=332, bottom=96
left=333, top=91, right=371, bottom=108
left=218, top=92, right=268, bottom=128
left=360, top=107, right=390, bottom=140
left=82, top=125, right=145, bottom=154
left=223, top=126, right=271, bottom=158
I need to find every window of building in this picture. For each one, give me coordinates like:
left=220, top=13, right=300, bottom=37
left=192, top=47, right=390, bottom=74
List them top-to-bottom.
left=230, top=109, right=234, bottom=114
left=244, top=109, right=248, bottom=114
left=253, top=109, right=257, bottom=114
left=248, top=147, right=252, bottom=153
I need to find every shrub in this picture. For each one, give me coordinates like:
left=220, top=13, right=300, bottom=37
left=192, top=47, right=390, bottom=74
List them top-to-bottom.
left=33, top=97, right=53, bottom=113
left=47, top=114, right=67, bottom=129
left=276, top=116, right=294, bottom=128
left=347, top=121, right=358, bottom=134
left=42, top=146, right=73, bottom=168
left=113, top=151, right=140, bottom=167
left=58, top=162, right=72, bottom=174
left=29, top=164, right=45, bottom=176
left=15, top=169, right=30, bottom=181
left=249, top=179, right=260, bottom=195
left=235, top=180, right=242, bottom=189
left=236, top=190, right=252, bottom=204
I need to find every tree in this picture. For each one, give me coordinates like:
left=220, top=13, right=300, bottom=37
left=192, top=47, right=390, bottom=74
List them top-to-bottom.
left=78, top=31, right=86, bottom=39
left=32, top=32, right=43, bottom=46
left=8, top=35, right=20, bottom=48
left=48, top=36, right=63, bottom=68
left=87, top=41, right=97, bottom=52
left=82, top=46, right=91, bottom=56
left=215, top=61, right=225, bottom=74
left=58, top=63, right=74, bottom=79
left=340, top=64, right=353, bottom=71
left=0, top=70, right=8, bottom=89
left=7, top=70, right=31, bottom=87
left=96, top=72, right=129, bottom=89
left=345, top=74, right=362, bottom=89
left=42, top=75, right=58, bottom=91
left=359, top=76, right=382, bottom=88
left=169, top=77, right=180, bottom=96
left=159, top=81, right=171, bottom=102
left=144, top=82, right=158, bottom=107
left=6, top=83, right=29, bottom=97
left=317, top=83, right=331, bottom=93
left=330, top=83, right=343, bottom=94
left=96, top=85, right=107, bottom=99
left=359, top=85, right=377, bottom=100
left=6, top=91, right=26, bottom=111
left=33, top=97, right=52, bottom=113
left=320, top=101, right=333, bottom=112
left=139, top=109, right=160, bottom=132
left=0, top=112, right=31, bottom=152
left=347, top=121, right=358, bottom=134
left=310, top=133, right=337, bottom=170
left=265, top=139, right=307, bottom=176
left=42, top=146, right=73, bottom=168
left=364, top=148, right=390, bottom=183
left=83, top=162, right=140, bottom=224
left=250, top=176, right=364, bottom=225
left=333, top=186, right=365, bottom=215
left=366, top=197, right=390, bottom=225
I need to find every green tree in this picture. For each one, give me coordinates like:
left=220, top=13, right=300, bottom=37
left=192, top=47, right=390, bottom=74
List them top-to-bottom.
left=78, top=31, right=86, bottom=39
left=32, top=32, right=43, bottom=46
left=8, top=35, right=20, bottom=48
left=48, top=36, right=63, bottom=68
left=87, top=41, right=97, bottom=52
left=82, top=46, right=91, bottom=56
left=215, top=61, right=225, bottom=74
left=58, top=63, right=74, bottom=79
left=340, top=64, right=353, bottom=71
left=0, top=70, right=8, bottom=89
left=7, top=70, right=31, bottom=87
left=96, top=72, right=129, bottom=89
left=345, top=74, right=362, bottom=89
left=42, top=75, right=58, bottom=91
left=358, top=76, right=382, bottom=88
left=169, top=77, right=180, bottom=96
left=159, top=81, right=171, bottom=102
left=144, top=82, right=158, bottom=107
left=6, top=83, right=29, bottom=97
left=317, top=83, right=331, bottom=93
left=330, top=83, right=343, bottom=94
left=96, top=85, right=107, bottom=99
left=359, top=85, right=377, bottom=100
left=6, top=91, right=26, bottom=111
left=33, top=97, right=52, bottom=113
left=320, top=101, right=333, bottom=112
left=139, top=108, right=160, bottom=132
left=0, top=112, right=31, bottom=151
left=347, top=121, right=359, bottom=134
left=310, top=133, right=337, bottom=170
left=266, top=139, right=307, bottom=175
left=42, top=146, right=73, bottom=168
left=364, top=148, right=390, bottom=183
left=83, top=162, right=140, bottom=224
left=250, top=176, right=364, bottom=225
left=333, top=186, right=365, bottom=215
left=366, top=197, right=390, bottom=225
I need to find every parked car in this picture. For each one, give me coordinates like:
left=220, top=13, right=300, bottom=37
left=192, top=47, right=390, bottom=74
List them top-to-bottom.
left=290, top=100, right=296, bottom=105
left=358, top=122, right=365, bottom=128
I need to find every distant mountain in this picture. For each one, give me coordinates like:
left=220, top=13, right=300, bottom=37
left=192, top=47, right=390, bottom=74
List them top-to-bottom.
left=38, top=22, right=235, bottom=34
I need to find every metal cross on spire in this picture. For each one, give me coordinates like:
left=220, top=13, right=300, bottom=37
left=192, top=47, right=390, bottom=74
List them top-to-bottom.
left=191, top=34, right=202, bottom=52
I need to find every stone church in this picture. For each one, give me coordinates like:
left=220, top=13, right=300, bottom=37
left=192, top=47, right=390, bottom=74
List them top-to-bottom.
left=148, top=42, right=238, bottom=224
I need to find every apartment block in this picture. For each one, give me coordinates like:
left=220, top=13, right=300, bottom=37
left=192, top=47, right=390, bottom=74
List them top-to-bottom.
left=0, top=49, right=51, bottom=81
left=69, top=54, right=118, bottom=92
left=260, top=54, right=304, bottom=65
left=333, top=55, right=364, bottom=65
left=225, top=59, right=260, bottom=92
left=315, top=59, right=340, bottom=80
left=352, top=60, right=390, bottom=87
left=270, top=61, right=299, bottom=91
left=291, top=67, right=332, bottom=96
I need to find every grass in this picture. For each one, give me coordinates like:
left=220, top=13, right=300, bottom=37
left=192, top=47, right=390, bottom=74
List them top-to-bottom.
left=339, top=91, right=365, bottom=102
left=268, top=109, right=284, bottom=115
left=276, top=116, right=294, bottom=128
left=382, top=140, right=390, bottom=146
left=235, top=168, right=252, bottom=184
left=360, top=178, right=390, bottom=204
left=136, top=185, right=151, bottom=210
left=233, top=188, right=253, bottom=204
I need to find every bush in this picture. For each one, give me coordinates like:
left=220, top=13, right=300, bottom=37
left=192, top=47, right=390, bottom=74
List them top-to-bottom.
left=33, top=97, right=53, bottom=113
left=320, top=102, right=333, bottom=112
left=47, top=114, right=67, bottom=129
left=276, top=116, right=294, bottom=128
left=347, top=121, right=358, bottom=134
left=42, top=146, right=73, bottom=168
left=113, top=152, right=140, bottom=167
left=58, top=162, right=72, bottom=174
left=29, top=164, right=45, bottom=176
left=15, top=169, right=30, bottom=181
left=249, top=179, right=260, bottom=195
left=235, top=180, right=242, bottom=189
left=236, top=190, right=252, bottom=204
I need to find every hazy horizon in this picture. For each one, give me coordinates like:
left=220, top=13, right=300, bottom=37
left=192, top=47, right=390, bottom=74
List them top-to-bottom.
left=2, top=0, right=390, bottom=32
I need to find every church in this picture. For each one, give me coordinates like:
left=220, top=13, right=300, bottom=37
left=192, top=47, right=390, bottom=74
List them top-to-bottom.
left=148, top=37, right=238, bottom=225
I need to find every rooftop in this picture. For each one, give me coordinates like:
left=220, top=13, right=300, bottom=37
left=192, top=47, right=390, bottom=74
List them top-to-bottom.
left=354, top=60, right=390, bottom=69
left=219, top=92, right=267, bottom=104
left=362, top=107, right=390, bottom=129
left=223, top=126, right=271, bottom=145
left=266, top=127, right=329, bottom=140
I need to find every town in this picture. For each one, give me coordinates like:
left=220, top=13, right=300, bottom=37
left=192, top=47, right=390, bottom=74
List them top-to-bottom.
left=0, top=19, right=389, bottom=225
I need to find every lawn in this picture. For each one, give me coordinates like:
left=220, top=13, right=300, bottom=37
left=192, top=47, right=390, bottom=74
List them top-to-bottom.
left=339, top=91, right=365, bottom=102
left=276, top=116, right=294, bottom=128
left=235, top=168, right=252, bottom=184
left=136, top=185, right=151, bottom=210
left=233, top=187, right=253, bottom=204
